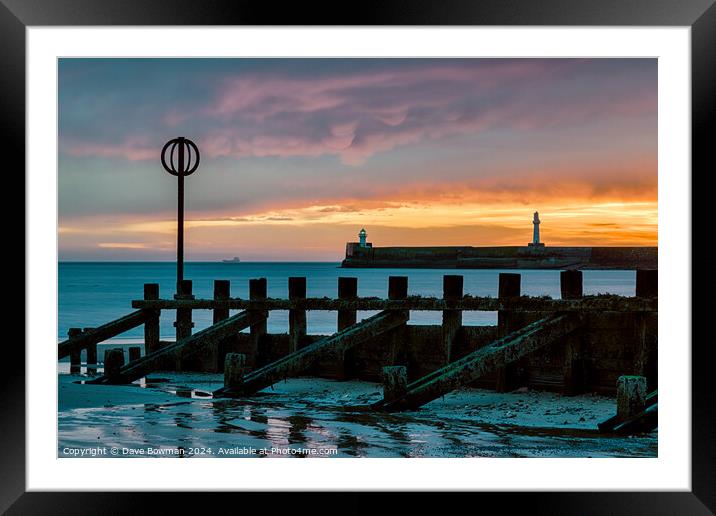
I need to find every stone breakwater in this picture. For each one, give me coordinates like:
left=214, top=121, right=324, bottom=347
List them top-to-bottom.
left=342, top=244, right=657, bottom=270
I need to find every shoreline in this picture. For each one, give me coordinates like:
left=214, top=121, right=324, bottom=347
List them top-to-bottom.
left=58, top=372, right=657, bottom=458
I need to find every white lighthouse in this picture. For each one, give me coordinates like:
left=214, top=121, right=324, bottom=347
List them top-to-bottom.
left=528, top=211, right=545, bottom=247
left=358, top=228, right=368, bottom=247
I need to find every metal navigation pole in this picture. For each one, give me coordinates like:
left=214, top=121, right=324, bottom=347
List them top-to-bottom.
left=161, top=137, right=200, bottom=287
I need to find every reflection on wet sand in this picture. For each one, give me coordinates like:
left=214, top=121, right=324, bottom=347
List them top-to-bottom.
left=58, top=374, right=657, bottom=458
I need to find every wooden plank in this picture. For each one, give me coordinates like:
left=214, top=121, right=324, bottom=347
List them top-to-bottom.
left=131, top=296, right=658, bottom=313
left=215, top=309, right=410, bottom=397
left=58, top=310, right=150, bottom=359
left=88, top=310, right=267, bottom=385
left=373, top=313, right=582, bottom=412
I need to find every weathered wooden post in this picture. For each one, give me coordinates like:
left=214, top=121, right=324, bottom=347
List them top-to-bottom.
left=635, top=269, right=658, bottom=387
left=635, top=269, right=658, bottom=298
left=560, top=270, right=583, bottom=300
left=561, top=270, right=584, bottom=395
left=496, top=273, right=521, bottom=392
left=442, top=275, right=463, bottom=364
left=345, top=276, right=407, bottom=380
left=387, top=276, right=409, bottom=368
left=389, top=276, right=408, bottom=302
left=288, top=277, right=307, bottom=353
left=338, top=277, right=358, bottom=378
left=338, top=277, right=358, bottom=330
left=249, top=278, right=268, bottom=367
left=174, top=279, right=194, bottom=370
left=210, top=279, right=231, bottom=372
left=174, top=280, right=194, bottom=340
left=213, top=280, right=230, bottom=323
left=143, top=283, right=161, bottom=354
left=68, top=328, right=82, bottom=374
left=84, top=330, right=98, bottom=374
left=128, top=346, right=141, bottom=362
left=104, top=348, right=125, bottom=383
left=224, top=353, right=246, bottom=390
left=382, top=365, right=407, bottom=402
left=617, top=375, right=647, bottom=420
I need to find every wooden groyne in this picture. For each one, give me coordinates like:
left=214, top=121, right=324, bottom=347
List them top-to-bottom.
left=61, top=270, right=658, bottom=402
left=215, top=277, right=410, bottom=397
left=372, top=313, right=582, bottom=412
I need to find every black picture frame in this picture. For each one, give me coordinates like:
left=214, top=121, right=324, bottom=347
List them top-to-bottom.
left=3, top=0, right=712, bottom=513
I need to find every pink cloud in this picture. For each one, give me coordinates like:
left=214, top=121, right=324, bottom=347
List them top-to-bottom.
left=61, top=60, right=656, bottom=166
left=63, top=138, right=156, bottom=161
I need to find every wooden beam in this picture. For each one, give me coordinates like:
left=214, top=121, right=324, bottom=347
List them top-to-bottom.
left=131, top=295, right=658, bottom=313
left=215, top=309, right=410, bottom=397
left=58, top=310, right=150, bottom=360
left=88, top=310, right=267, bottom=385
left=373, top=313, right=582, bottom=412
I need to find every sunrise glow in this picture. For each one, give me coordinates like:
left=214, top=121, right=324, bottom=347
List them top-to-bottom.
left=59, top=58, right=657, bottom=260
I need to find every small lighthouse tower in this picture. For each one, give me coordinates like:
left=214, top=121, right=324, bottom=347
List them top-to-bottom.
left=528, top=211, right=545, bottom=247
left=358, top=228, right=368, bottom=247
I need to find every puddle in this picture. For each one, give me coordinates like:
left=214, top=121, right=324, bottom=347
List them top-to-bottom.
left=58, top=374, right=657, bottom=458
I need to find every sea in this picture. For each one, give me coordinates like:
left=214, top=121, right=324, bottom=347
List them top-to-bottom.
left=58, top=262, right=637, bottom=341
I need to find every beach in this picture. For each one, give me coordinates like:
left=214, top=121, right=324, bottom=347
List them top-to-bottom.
left=58, top=262, right=655, bottom=458
left=58, top=364, right=656, bottom=458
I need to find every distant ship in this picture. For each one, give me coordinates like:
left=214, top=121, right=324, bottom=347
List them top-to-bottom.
left=221, top=256, right=241, bottom=263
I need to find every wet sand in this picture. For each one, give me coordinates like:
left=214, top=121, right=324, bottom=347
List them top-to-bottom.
left=58, top=370, right=657, bottom=458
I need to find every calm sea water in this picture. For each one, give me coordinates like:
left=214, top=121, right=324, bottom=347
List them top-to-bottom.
left=58, top=262, right=636, bottom=340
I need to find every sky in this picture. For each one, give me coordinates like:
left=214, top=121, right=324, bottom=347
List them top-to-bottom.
left=58, top=58, right=657, bottom=261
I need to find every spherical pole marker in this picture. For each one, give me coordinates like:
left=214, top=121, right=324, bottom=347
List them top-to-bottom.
left=161, top=137, right=200, bottom=289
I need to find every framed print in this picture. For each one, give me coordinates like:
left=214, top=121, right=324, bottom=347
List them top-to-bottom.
left=4, top=0, right=714, bottom=512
